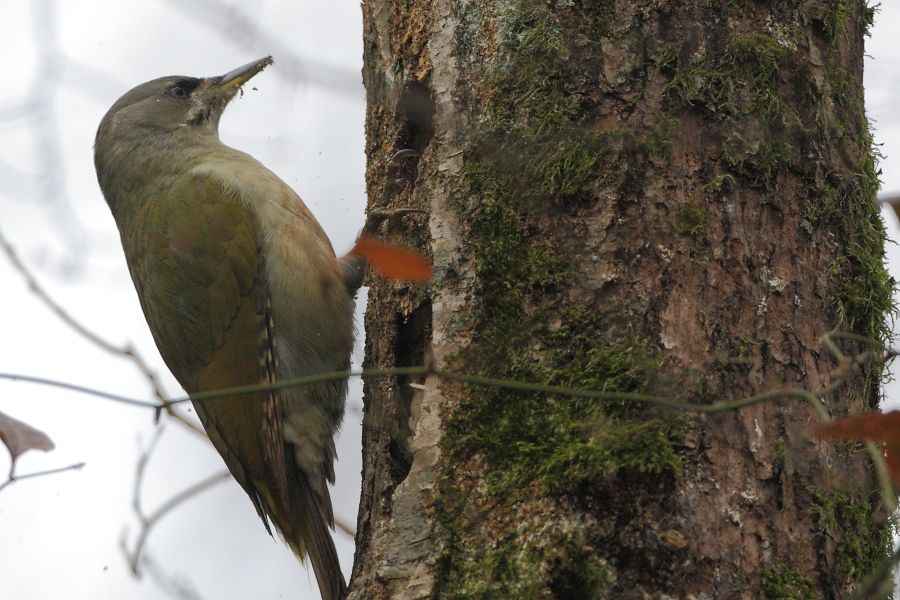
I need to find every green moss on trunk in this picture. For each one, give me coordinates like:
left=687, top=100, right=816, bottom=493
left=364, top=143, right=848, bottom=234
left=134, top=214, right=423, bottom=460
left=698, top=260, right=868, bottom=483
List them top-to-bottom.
left=811, top=489, right=896, bottom=590
left=759, top=562, right=817, bottom=600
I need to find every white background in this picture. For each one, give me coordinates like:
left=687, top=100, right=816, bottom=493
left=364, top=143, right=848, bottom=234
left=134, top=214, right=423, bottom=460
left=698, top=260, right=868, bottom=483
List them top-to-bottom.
left=0, top=2, right=898, bottom=599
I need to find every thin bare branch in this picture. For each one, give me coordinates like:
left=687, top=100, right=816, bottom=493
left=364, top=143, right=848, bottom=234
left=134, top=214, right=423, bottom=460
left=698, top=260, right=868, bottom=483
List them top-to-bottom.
left=163, top=0, right=361, bottom=97
left=0, top=227, right=206, bottom=437
left=2, top=329, right=895, bottom=513
left=0, top=336, right=887, bottom=420
left=0, top=367, right=432, bottom=408
left=0, top=372, right=160, bottom=408
left=120, top=427, right=230, bottom=576
left=130, top=427, right=166, bottom=524
left=117, top=429, right=211, bottom=597
left=0, top=461, right=85, bottom=494
left=123, top=470, right=232, bottom=576
left=334, top=515, right=356, bottom=538
left=139, top=551, right=208, bottom=600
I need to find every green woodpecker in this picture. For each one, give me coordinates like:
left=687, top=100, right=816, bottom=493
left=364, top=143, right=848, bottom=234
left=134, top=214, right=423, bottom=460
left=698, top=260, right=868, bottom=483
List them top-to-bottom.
left=94, top=57, right=359, bottom=600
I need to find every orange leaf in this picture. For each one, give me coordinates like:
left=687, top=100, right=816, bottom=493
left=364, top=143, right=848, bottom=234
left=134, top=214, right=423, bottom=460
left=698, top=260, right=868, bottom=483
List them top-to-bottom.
left=350, top=237, right=432, bottom=282
left=815, top=411, right=900, bottom=483
left=815, top=411, right=900, bottom=441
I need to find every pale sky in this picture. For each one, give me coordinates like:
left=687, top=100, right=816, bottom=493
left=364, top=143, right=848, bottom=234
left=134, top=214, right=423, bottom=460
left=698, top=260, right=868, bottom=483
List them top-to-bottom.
left=0, top=2, right=898, bottom=599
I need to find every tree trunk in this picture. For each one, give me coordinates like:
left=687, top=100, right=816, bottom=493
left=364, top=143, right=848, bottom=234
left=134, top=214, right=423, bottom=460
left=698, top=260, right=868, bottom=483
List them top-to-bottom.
left=351, top=1, right=893, bottom=598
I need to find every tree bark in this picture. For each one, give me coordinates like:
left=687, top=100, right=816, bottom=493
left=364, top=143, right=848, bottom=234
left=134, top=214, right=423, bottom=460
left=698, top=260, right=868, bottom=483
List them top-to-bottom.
left=351, top=1, right=892, bottom=598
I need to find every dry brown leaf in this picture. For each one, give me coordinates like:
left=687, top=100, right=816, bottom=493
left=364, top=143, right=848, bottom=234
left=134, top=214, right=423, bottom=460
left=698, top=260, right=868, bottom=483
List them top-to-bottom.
left=0, top=411, right=55, bottom=469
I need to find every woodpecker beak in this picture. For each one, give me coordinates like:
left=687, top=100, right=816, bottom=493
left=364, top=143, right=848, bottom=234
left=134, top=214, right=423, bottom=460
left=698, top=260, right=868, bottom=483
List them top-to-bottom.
left=215, top=56, right=273, bottom=95
left=189, top=57, right=272, bottom=126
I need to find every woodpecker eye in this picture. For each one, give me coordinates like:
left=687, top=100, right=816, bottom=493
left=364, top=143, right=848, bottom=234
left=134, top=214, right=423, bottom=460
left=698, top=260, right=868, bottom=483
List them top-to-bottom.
left=168, top=86, right=188, bottom=99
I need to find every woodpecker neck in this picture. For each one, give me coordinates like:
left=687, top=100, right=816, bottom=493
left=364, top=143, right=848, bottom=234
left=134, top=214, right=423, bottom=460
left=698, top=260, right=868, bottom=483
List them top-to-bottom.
left=95, top=124, right=227, bottom=220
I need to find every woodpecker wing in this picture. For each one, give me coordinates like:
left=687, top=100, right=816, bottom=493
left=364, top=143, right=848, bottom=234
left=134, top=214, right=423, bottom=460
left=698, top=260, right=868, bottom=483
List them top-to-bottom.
left=122, top=172, right=346, bottom=599
left=126, top=173, right=285, bottom=512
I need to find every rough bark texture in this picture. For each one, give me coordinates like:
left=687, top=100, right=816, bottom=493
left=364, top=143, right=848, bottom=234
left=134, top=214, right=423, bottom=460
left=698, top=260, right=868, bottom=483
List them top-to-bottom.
left=352, top=1, right=893, bottom=598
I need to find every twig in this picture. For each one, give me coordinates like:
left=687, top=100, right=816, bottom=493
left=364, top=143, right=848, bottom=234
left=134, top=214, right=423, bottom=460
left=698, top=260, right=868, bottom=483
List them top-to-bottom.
left=163, top=0, right=361, bottom=97
left=0, top=228, right=206, bottom=437
left=2, top=331, right=894, bottom=513
left=3, top=331, right=895, bottom=513
left=0, top=341, right=886, bottom=420
left=0, top=367, right=432, bottom=408
left=0, top=372, right=160, bottom=408
left=117, top=424, right=354, bottom=576
left=120, top=427, right=230, bottom=576
left=130, top=427, right=166, bottom=525
left=122, top=429, right=210, bottom=597
left=0, top=461, right=85, bottom=494
left=124, top=470, right=232, bottom=576
left=334, top=515, right=356, bottom=538
left=139, top=551, right=208, bottom=600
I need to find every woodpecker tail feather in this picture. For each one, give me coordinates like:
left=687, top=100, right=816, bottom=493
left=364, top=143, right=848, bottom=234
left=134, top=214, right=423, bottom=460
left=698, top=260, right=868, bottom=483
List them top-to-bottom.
left=261, top=468, right=346, bottom=600
left=297, top=479, right=347, bottom=600
left=307, top=510, right=347, bottom=599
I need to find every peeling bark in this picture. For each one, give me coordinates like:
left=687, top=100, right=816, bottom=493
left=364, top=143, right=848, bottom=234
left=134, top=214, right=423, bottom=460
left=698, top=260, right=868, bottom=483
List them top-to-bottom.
left=351, top=1, right=892, bottom=598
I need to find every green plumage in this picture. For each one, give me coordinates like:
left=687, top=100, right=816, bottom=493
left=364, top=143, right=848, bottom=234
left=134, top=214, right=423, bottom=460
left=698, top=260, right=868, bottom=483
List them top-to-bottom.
left=94, top=59, right=353, bottom=600
left=130, top=174, right=258, bottom=388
